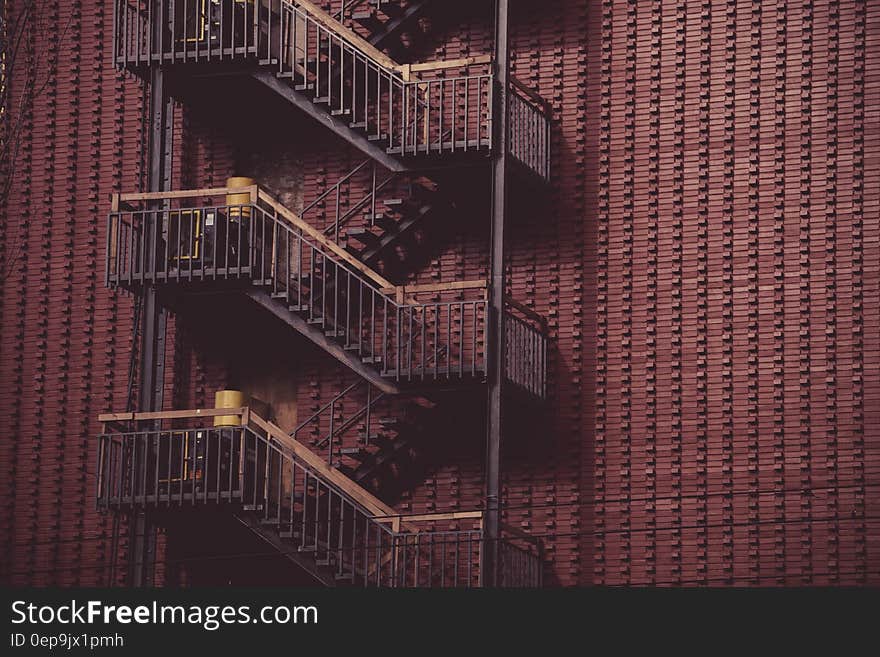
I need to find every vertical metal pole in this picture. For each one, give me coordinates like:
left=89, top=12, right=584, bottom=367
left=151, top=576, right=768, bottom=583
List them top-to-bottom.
left=484, top=0, right=509, bottom=589
left=130, top=50, right=171, bottom=587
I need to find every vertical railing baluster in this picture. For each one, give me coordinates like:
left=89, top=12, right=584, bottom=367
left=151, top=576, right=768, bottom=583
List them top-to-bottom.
left=288, top=457, right=296, bottom=538
left=299, top=471, right=310, bottom=551
left=313, top=480, right=322, bottom=555
left=337, top=499, right=346, bottom=576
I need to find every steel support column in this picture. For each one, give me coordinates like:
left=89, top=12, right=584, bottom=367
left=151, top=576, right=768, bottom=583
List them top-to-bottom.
left=484, top=0, right=509, bottom=588
left=129, top=62, right=172, bottom=588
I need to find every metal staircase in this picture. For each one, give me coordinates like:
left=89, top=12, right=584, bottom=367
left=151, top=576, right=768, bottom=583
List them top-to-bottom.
left=104, top=0, right=551, bottom=586
left=112, top=0, right=551, bottom=181
left=339, top=0, right=433, bottom=61
left=301, top=157, right=451, bottom=276
left=105, top=184, right=548, bottom=397
left=290, top=378, right=442, bottom=496
left=96, top=407, right=543, bottom=586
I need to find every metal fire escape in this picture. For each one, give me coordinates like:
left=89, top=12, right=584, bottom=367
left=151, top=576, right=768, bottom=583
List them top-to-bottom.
left=101, top=0, right=551, bottom=587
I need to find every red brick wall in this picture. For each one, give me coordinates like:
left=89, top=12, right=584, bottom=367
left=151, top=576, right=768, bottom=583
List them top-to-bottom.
left=0, top=0, right=876, bottom=587
left=0, top=0, right=146, bottom=585
left=591, top=0, right=879, bottom=584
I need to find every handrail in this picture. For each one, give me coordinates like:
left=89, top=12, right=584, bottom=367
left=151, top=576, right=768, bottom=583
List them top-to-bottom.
left=278, top=0, right=494, bottom=157
left=289, top=0, right=411, bottom=81
left=298, top=0, right=492, bottom=82
left=334, top=0, right=371, bottom=21
left=403, top=55, right=493, bottom=78
left=510, top=75, right=551, bottom=114
left=303, top=159, right=374, bottom=218
left=306, top=159, right=399, bottom=242
left=113, top=185, right=396, bottom=292
left=111, top=186, right=489, bottom=306
left=112, top=186, right=396, bottom=293
left=116, top=187, right=257, bottom=204
left=257, top=188, right=396, bottom=291
left=260, top=190, right=485, bottom=312
left=106, top=192, right=492, bottom=385
left=382, top=279, right=488, bottom=300
left=505, top=296, right=547, bottom=330
left=290, top=379, right=385, bottom=467
left=291, top=380, right=365, bottom=438
left=312, top=389, right=385, bottom=450
left=97, top=405, right=412, bottom=528
left=97, top=406, right=489, bottom=532
left=98, top=407, right=248, bottom=423
left=96, top=409, right=543, bottom=585
left=247, top=412, right=409, bottom=522
left=381, top=511, right=484, bottom=524
left=500, top=521, right=542, bottom=544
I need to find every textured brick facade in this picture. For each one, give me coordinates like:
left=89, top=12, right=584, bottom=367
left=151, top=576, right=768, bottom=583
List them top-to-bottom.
left=0, top=0, right=877, bottom=586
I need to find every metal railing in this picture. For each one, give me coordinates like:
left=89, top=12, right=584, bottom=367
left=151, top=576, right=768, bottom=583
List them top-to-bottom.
left=111, top=0, right=493, bottom=156
left=113, top=0, right=266, bottom=67
left=277, top=0, right=492, bottom=156
left=335, top=0, right=388, bottom=21
left=112, top=1, right=555, bottom=171
left=508, top=77, right=551, bottom=182
left=301, top=158, right=397, bottom=243
left=106, top=188, right=489, bottom=384
left=504, top=298, right=549, bottom=400
left=290, top=379, right=386, bottom=463
left=96, top=408, right=543, bottom=587
left=498, top=529, right=544, bottom=587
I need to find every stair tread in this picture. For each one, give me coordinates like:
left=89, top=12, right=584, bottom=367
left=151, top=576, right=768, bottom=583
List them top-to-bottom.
left=372, top=216, right=399, bottom=233
left=346, top=227, right=381, bottom=245
left=339, top=447, right=369, bottom=457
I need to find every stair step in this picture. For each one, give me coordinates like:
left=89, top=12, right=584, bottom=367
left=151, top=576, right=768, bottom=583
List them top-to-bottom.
left=377, top=1, right=406, bottom=19
left=352, top=11, right=384, bottom=33
left=313, top=96, right=331, bottom=105
left=331, top=108, right=352, bottom=117
left=349, top=120, right=367, bottom=129
left=368, top=133, right=389, bottom=142
left=372, top=216, right=399, bottom=233
left=346, top=227, right=381, bottom=246
left=289, top=304, right=309, bottom=313
left=307, top=317, right=325, bottom=325
left=325, top=328, right=346, bottom=338
left=361, top=355, right=383, bottom=365
left=367, top=435, right=394, bottom=449
left=353, top=439, right=412, bottom=481
left=339, top=447, right=369, bottom=459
